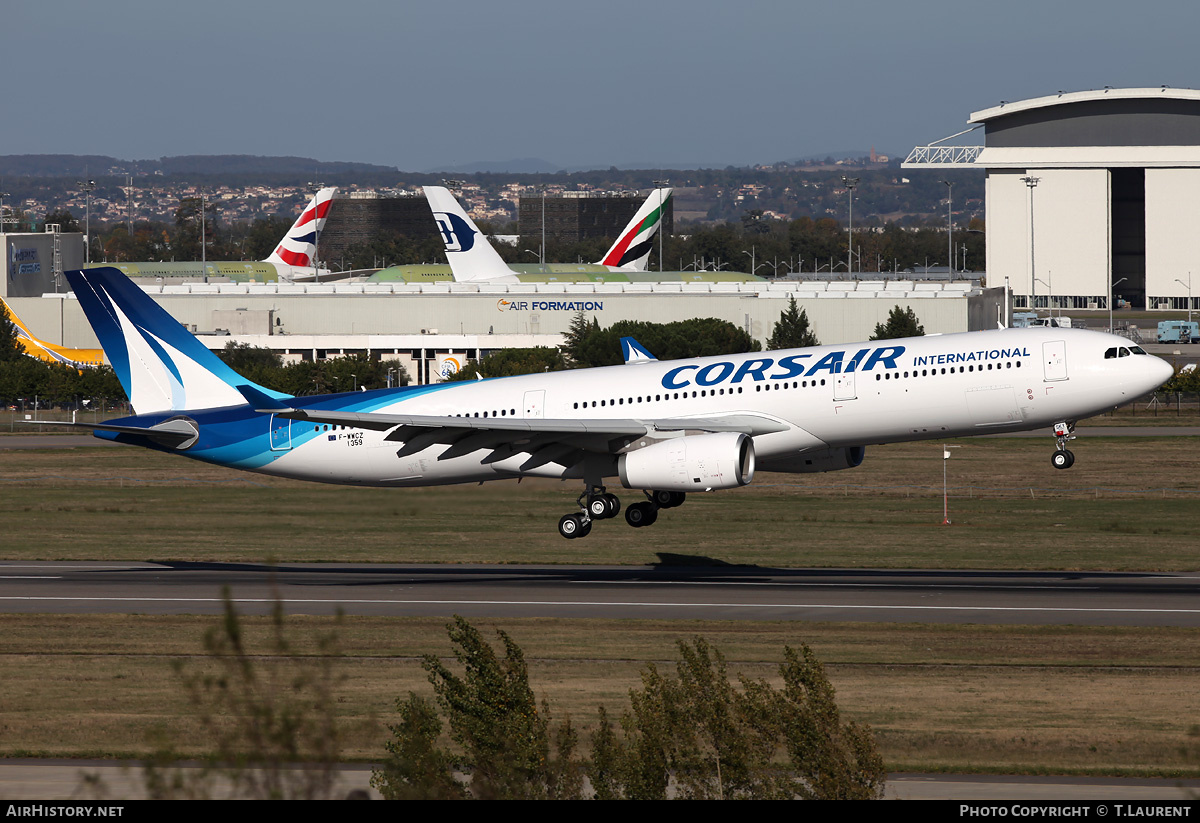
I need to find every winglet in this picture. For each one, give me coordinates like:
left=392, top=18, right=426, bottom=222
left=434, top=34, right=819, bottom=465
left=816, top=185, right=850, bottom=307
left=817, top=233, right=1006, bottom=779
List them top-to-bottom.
left=620, top=337, right=657, bottom=364
left=236, top=384, right=294, bottom=413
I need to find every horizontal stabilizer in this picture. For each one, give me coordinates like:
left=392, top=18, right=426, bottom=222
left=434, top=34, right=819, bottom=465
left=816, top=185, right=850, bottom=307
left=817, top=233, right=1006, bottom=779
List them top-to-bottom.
left=236, top=384, right=295, bottom=413
left=34, top=417, right=200, bottom=450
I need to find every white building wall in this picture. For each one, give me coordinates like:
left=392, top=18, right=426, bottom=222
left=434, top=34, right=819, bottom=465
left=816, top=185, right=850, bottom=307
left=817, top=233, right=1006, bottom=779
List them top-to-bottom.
left=1145, top=167, right=1200, bottom=303
left=986, top=169, right=1109, bottom=305
left=10, top=290, right=989, bottom=355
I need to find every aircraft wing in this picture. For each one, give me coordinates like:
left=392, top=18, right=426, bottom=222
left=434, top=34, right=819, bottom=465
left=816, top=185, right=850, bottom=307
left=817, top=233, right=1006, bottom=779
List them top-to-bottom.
left=274, top=406, right=789, bottom=470
left=276, top=408, right=787, bottom=436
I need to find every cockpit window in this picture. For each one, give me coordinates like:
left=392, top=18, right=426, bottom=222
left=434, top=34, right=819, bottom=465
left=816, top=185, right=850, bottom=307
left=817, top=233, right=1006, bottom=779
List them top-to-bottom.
left=1130, top=346, right=1148, bottom=355
left=1104, top=347, right=1118, bottom=359
left=1118, top=347, right=1130, bottom=357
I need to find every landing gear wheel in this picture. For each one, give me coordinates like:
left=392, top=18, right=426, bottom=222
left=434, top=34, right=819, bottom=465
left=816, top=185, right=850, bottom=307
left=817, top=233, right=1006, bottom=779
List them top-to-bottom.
left=1051, top=449, right=1075, bottom=470
left=651, top=489, right=675, bottom=508
left=603, top=493, right=621, bottom=518
left=588, top=497, right=610, bottom=519
left=625, top=502, right=658, bottom=528
left=558, top=513, right=590, bottom=539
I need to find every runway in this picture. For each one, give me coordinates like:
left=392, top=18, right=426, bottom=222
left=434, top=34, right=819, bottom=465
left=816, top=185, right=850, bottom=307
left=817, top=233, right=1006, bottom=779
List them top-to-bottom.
left=3, top=561, right=1198, bottom=626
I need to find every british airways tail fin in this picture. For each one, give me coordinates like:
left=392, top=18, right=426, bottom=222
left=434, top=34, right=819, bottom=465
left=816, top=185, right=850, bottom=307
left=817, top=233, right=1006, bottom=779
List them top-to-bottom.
left=423, top=186, right=516, bottom=282
left=264, top=187, right=337, bottom=269
left=598, top=188, right=671, bottom=271
left=64, top=267, right=290, bottom=414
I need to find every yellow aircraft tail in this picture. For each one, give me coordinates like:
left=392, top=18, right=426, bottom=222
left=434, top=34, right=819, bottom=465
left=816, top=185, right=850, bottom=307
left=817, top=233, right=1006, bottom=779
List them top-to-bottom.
left=0, top=296, right=105, bottom=368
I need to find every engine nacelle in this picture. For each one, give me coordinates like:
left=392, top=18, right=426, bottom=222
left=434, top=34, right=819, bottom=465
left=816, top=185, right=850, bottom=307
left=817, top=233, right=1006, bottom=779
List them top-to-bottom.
left=618, top=432, right=755, bottom=492
left=758, top=446, right=866, bottom=474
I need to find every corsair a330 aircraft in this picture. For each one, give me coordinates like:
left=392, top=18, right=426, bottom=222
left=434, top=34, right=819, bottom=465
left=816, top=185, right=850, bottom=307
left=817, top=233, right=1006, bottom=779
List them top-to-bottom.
left=60, top=266, right=1172, bottom=538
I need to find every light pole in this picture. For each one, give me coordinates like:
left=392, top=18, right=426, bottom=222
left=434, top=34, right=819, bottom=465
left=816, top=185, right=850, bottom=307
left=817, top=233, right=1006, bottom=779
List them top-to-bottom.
left=842, top=176, right=859, bottom=276
left=1021, top=176, right=1039, bottom=309
left=939, top=179, right=954, bottom=276
left=78, top=180, right=96, bottom=264
left=653, top=180, right=668, bottom=273
left=308, top=182, right=324, bottom=282
left=199, top=189, right=207, bottom=282
left=1176, top=273, right=1193, bottom=325
left=1035, top=274, right=1052, bottom=316
left=1109, top=277, right=1128, bottom=333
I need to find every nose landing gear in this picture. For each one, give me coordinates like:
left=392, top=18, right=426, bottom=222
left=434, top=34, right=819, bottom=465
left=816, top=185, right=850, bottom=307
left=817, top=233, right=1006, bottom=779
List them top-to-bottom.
left=1051, top=421, right=1076, bottom=470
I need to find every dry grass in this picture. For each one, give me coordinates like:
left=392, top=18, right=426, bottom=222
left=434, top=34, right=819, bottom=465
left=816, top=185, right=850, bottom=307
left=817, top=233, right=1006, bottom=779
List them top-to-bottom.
left=1, top=437, right=1198, bottom=568
left=2, top=440, right=1199, bottom=775
left=1, top=615, right=1199, bottom=775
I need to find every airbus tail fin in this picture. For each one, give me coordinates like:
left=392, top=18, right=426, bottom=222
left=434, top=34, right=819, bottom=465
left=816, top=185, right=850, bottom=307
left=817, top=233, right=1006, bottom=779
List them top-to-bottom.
left=423, top=186, right=516, bottom=282
left=264, top=187, right=337, bottom=269
left=599, top=188, right=672, bottom=271
left=64, top=267, right=290, bottom=414
left=0, top=295, right=105, bottom=368
left=620, top=336, right=658, bottom=364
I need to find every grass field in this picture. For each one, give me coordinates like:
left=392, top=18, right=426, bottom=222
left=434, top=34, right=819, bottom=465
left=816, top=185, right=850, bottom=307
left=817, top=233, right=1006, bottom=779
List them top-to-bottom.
left=1, top=436, right=1198, bottom=776
left=1, top=436, right=1197, bottom=568
left=2, top=615, right=1198, bottom=776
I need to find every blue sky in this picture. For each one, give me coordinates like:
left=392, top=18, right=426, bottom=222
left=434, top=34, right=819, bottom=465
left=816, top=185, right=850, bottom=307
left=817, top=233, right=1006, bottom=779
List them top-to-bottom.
left=8, top=0, right=1199, bottom=171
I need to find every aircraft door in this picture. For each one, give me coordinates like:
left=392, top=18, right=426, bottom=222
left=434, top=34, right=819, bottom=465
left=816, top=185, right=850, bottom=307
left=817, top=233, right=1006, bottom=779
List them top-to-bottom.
left=1042, top=341, right=1068, bottom=382
left=834, top=361, right=858, bottom=401
left=523, top=390, right=545, bottom=419
left=269, top=415, right=292, bottom=451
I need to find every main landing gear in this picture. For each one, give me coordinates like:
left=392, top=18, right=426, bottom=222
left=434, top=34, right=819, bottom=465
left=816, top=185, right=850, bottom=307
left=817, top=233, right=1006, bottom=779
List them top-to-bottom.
left=1051, top=421, right=1076, bottom=470
left=556, top=486, right=687, bottom=539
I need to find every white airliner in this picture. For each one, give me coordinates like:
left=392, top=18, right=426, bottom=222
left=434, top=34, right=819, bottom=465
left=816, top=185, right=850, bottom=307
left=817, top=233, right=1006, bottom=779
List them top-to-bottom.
left=424, top=186, right=672, bottom=282
left=102, top=187, right=337, bottom=282
left=59, top=266, right=1172, bottom=539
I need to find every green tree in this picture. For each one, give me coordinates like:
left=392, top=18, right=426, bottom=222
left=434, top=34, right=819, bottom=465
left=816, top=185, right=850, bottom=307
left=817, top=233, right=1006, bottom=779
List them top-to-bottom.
left=42, top=209, right=80, bottom=233
left=245, top=216, right=293, bottom=260
left=766, top=297, right=819, bottom=350
left=0, top=301, right=23, bottom=362
left=870, top=305, right=925, bottom=340
left=565, top=318, right=760, bottom=369
left=446, top=347, right=566, bottom=381
left=142, top=591, right=345, bottom=800
left=376, top=616, right=582, bottom=800
left=590, top=639, right=885, bottom=800
left=777, top=644, right=886, bottom=800
left=371, top=694, right=467, bottom=800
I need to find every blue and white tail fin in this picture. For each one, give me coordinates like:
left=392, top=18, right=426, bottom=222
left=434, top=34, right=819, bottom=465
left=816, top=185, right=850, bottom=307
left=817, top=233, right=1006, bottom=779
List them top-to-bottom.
left=423, top=186, right=516, bottom=282
left=264, top=187, right=337, bottom=268
left=598, top=189, right=671, bottom=271
left=65, top=267, right=290, bottom=414
left=620, top=336, right=658, bottom=364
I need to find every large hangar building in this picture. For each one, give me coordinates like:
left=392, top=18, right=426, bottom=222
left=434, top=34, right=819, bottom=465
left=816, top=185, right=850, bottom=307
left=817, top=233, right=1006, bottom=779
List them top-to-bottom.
left=906, top=87, right=1200, bottom=314
left=10, top=279, right=997, bottom=385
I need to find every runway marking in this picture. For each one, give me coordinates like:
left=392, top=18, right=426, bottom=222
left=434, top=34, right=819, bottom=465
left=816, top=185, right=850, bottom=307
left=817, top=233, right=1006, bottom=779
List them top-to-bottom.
left=0, top=576, right=61, bottom=580
left=582, top=581, right=1099, bottom=590
left=2, top=596, right=1200, bottom=615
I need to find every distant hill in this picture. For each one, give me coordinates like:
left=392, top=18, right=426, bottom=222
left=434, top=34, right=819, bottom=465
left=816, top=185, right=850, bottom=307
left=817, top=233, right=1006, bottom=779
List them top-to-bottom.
left=0, top=154, right=397, bottom=178
left=159, top=155, right=397, bottom=175
left=424, top=157, right=562, bottom=174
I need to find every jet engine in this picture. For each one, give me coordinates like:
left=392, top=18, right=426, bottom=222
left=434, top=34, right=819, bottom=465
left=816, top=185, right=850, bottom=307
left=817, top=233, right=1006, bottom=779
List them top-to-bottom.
left=618, top=432, right=755, bottom=492
left=758, top=446, right=865, bottom=474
